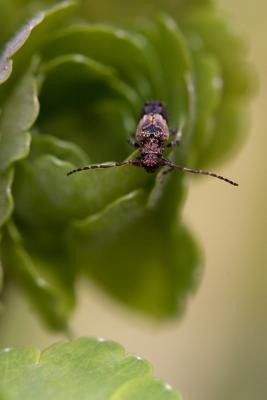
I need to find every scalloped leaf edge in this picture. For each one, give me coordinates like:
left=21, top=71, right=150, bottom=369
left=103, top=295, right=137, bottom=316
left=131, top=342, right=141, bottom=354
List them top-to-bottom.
left=0, top=337, right=181, bottom=400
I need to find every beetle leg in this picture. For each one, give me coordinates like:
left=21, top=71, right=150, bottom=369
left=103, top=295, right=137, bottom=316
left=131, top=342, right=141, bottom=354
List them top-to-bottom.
left=166, top=126, right=182, bottom=148
left=127, top=137, right=139, bottom=148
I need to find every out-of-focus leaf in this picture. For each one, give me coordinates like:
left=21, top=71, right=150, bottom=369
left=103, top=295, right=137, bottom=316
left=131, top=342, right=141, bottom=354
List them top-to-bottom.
left=78, top=0, right=215, bottom=24
left=182, top=8, right=257, bottom=166
left=183, top=9, right=257, bottom=98
left=141, top=15, right=194, bottom=128
left=188, top=48, right=223, bottom=164
left=0, top=74, right=39, bottom=172
left=206, top=97, right=250, bottom=165
left=0, top=169, right=14, bottom=229
left=69, top=205, right=201, bottom=318
left=1, top=222, right=74, bottom=330
left=0, top=248, right=3, bottom=294
left=0, top=337, right=180, bottom=400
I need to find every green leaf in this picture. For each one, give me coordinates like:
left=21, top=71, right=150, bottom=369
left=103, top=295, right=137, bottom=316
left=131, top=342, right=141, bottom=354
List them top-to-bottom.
left=0, top=0, right=255, bottom=328
left=75, top=0, right=214, bottom=25
left=0, top=1, right=76, bottom=86
left=182, top=8, right=257, bottom=166
left=0, top=12, right=43, bottom=85
left=141, top=15, right=194, bottom=128
left=140, top=16, right=195, bottom=217
left=42, top=24, right=156, bottom=99
left=188, top=49, right=223, bottom=165
left=37, top=54, right=141, bottom=161
left=40, top=54, right=140, bottom=114
left=42, top=54, right=140, bottom=107
left=0, top=73, right=39, bottom=172
left=206, top=97, right=250, bottom=165
left=29, top=132, right=89, bottom=165
left=13, top=154, right=151, bottom=228
left=0, top=169, right=14, bottom=229
left=67, top=190, right=147, bottom=250
left=68, top=202, right=201, bottom=318
left=1, top=222, right=74, bottom=330
left=0, top=253, right=3, bottom=295
left=0, top=337, right=180, bottom=400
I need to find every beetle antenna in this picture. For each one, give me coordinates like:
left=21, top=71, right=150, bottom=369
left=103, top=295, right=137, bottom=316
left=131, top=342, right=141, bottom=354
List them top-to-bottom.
left=162, top=158, right=238, bottom=186
left=67, top=160, right=134, bottom=176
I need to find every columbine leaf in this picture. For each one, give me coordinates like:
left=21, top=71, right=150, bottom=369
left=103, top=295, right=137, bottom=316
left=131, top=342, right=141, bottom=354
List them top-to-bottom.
left=76, top=0, right=215, bottom=24
left=0, top=1, right=76, bottom=87
left=182, top=8, right=257, bottom=166
left=0, top=12, right=43, bottom=85
left=140, top=15, right=194, bottom=128
left=141, top=16, right=195, bottom=216
left=42, top=24, right=156, bottom=99
left=188, top=48, right=223, bottom=164
left=37, top=53, right=141, bottom=162
left=40, top=54, right=140, bottom=115
left=0, top=60, right=12, bottom=85
left=0, top=74, right=39, bottom=172
left=207, top=97, right=250, bottom=165
left=29, top=132, right=89, bottom=166
left=13, top=154, right=150, bottom=228
left=0, top=169, right=14, bottom=229
left=67, top=190, right=147, bottom=250
left=68, top=204, right=201, bottom=318
left=1, top=222, right=74, bottom=330
left=0, top=248, right=3, bottom=295
left=0, top=337, right=180, bottom=400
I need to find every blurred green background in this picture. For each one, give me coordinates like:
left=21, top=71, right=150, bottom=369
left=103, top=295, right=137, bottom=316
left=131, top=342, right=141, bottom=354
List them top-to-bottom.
left=0, top=0, right=266, bottom=399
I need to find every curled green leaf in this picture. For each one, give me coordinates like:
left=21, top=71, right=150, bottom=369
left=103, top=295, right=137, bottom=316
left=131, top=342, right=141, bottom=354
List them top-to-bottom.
left=0, top=1, right=76, bottom=86
left=0, top=12, right=43, bottom=85
left=42, top=24, right=157, bottom=99
left=41, top=54, right=140, bottom=113
left=0, top=74, right=39, bottom=172
left=14, top=154, right=150, bottom=227
left=0, top=169, right=14, bottom=229
left=67, top=190, right=147, bottom=250
left=0, top=252, right=3, bottom=295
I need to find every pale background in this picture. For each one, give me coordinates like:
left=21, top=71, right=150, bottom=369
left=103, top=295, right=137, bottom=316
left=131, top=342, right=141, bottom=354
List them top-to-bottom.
left=0, top=1, right=266, bottom=399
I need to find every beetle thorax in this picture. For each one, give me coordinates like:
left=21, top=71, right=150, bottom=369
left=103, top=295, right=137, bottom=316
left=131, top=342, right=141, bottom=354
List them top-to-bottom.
left=135, top=113, right=169, bottom=143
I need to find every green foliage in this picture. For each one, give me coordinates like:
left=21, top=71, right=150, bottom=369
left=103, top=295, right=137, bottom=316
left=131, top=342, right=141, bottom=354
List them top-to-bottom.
left=0, top=0, right=255, bottom=329
left=0, top=337, right=180, bottom=399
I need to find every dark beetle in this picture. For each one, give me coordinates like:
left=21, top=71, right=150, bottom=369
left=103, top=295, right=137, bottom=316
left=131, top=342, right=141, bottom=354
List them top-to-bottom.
left=67, top=101, right=238, bottom=186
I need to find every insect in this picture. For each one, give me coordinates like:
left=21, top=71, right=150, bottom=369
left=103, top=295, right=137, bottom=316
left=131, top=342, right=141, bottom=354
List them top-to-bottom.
left=67, top=101, right=238, bottom=186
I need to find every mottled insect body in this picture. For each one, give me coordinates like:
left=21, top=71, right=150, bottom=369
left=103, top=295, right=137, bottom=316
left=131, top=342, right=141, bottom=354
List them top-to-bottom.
left=67, top=101, right=238, bottom=186
left=135, top=104, right=170, bottom=172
